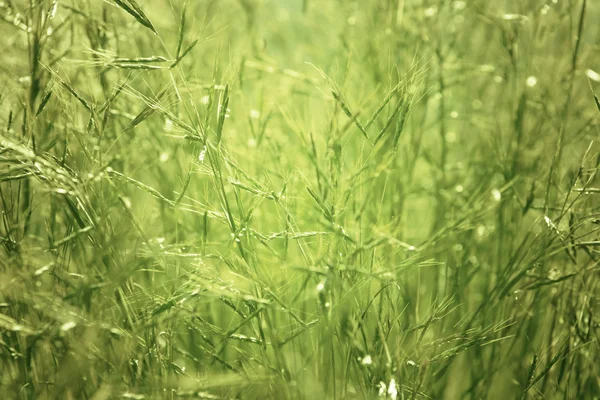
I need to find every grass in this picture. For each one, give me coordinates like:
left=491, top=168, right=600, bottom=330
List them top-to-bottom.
left=1, top=0, right=600, bottom=398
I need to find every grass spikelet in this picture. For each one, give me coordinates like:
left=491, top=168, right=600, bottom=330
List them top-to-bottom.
left=112, top=0, right=158, bottom=34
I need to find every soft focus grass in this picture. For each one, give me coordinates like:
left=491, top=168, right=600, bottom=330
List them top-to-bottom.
left=1, top=0, right=600, bottom=399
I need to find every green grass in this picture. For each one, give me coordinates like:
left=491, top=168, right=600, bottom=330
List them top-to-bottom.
left=1, top=0, right=600, bottom=398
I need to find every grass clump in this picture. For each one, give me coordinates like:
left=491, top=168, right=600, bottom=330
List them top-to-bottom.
left=1, top=0, right=600, bottom=399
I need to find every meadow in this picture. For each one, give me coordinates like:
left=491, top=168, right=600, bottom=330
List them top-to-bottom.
left=1, top=0, right=600, bottom=398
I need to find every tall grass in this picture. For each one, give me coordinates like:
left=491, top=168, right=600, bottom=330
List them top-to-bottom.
left=1, top=0, right=599, bottom=399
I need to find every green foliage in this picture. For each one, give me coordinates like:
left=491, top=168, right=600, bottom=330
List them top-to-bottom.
left=1, top=0, right=599, bottom=399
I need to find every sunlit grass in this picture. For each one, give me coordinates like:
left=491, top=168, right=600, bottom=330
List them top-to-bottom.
left=1, top=0, right=599, bottom=399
